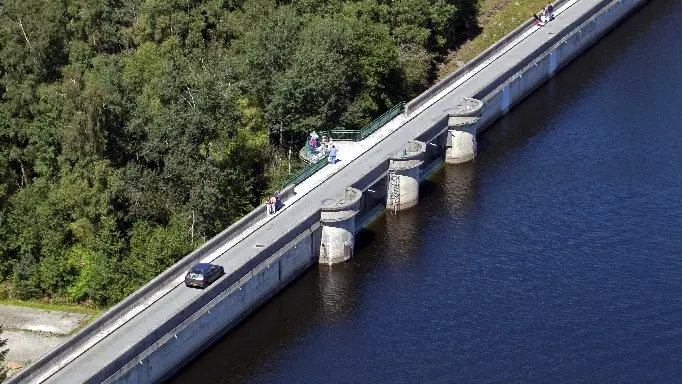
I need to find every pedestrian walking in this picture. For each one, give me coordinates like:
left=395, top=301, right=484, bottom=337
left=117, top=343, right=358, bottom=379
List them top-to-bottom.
left=547, top=2, right=555, bottom=20
left=328, top=145, right=337, bottom=164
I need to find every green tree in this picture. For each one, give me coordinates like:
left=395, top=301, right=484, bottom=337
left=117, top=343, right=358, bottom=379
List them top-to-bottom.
left=0, top=0, right=484, bottom=308
left=0, top=325, right=7, bottom=381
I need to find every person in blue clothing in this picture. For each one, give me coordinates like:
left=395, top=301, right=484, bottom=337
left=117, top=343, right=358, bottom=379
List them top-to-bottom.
left=547, top=2, right=555, bottom=20
left=328, top=145, right=337, bottom=164
left=274, top=190, right=282, bottom=211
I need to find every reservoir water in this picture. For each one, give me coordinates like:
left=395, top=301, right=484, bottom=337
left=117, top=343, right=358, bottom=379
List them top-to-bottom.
left=171, top=0, right=682, bottom=382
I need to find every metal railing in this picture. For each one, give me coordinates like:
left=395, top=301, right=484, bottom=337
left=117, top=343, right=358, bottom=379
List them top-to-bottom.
left=281, top=102, right=405, bottom=189
left=329, top=102, right=405, bottom=142
left=327, top=130, right=361, bottom=141
left=282, top=155, right=329, bottom=189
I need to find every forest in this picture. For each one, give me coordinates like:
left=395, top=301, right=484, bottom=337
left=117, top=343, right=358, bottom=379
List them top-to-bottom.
left=0, top=0, right=479, bottom=307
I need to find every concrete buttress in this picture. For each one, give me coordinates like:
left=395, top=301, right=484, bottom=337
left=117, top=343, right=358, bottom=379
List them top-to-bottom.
left=445, top=98, right=483, bottom=164
left=387, top=140, right=426, bottom=211
left=319, top=187, right=362, bottom=265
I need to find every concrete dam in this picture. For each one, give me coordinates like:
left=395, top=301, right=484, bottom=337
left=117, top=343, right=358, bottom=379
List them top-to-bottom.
left=7, top=0, right=650, bottom=382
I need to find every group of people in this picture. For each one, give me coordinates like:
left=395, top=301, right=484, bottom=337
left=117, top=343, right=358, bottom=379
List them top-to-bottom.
left=534, top=2, right=555, bottom=26
left=307, top=133, right=338, bottom=164
left=309, top=135, right=329, bottom=153
left=266, top=190, right=282, bottom=216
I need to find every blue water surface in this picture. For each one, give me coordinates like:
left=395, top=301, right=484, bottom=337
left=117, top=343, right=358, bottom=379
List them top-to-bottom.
left=171, top=1, right=682, bottom=382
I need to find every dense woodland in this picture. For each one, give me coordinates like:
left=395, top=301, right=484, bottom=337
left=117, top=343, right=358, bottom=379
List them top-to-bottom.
left=0, top=0, right=479, bottom=307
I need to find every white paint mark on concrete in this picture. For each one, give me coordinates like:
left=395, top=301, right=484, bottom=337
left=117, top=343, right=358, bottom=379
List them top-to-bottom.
left=550, top=50, right=558, bottom=75
left=502, top=87, right=511, bottom=112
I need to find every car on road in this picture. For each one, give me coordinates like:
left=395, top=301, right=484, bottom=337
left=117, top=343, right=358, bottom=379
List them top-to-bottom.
left=185, top=263, right=224, bottom=289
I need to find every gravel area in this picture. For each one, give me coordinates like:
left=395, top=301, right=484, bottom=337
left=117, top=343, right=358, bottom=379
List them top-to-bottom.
left=0, top=304, right=89, bottom=334
left=0, top=304, right=92, bottom=377
left=3, top=329, right=65, bottom=365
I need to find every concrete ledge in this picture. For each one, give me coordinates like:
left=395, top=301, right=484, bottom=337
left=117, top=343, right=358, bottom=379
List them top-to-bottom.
left=404, top=0, right=575, bottom=115
left=472, top=0, right=614, bottom=101
left=475, top=0, right=648, bottom=131
left=389, top=140, right=426, bottom=170
left=352, top=161, right=389, bottom=192
left=6, top=181, right=296, bottom=384
left=320, top=188, right=362, bottom=223
left=86, top=212, right=321, bottom=383
left=103, top=222, right=321, bottom=384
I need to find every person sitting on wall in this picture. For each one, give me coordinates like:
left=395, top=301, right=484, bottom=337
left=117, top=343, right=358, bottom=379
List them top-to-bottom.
left=547, top=2, right=555, bottom=20
left=539, top=8, right=547, bottom=24
left=533, top=12, right=543, bottom=26
left=309, top=136, right=317, bottom=148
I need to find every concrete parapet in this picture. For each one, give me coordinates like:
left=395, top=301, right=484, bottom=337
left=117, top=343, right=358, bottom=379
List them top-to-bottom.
left=13, top=0, right=651, bottom=382
left=403, top=0, right=574, bottom=116
left=445, top=98, right=482, bottom=164
left=387, top=140, right=426, bottom=211
left=319, top=187, right=362, bottom=265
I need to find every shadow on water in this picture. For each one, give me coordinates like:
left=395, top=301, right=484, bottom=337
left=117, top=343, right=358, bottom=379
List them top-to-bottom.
left=417, top=177, right=439, bottom=200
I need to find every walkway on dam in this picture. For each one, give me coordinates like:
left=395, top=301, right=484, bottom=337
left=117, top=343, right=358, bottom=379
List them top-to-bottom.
left=38, top=0, right=597, bottom=382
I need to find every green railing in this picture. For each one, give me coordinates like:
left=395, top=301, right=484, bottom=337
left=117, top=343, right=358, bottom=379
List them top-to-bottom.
left=282, top=102, right=405, bottom=189
left=329, top=102, right=405, bottom=141
left=327, top=129, right=360, bottom=141
left=282, top=155, right=329, bottom=189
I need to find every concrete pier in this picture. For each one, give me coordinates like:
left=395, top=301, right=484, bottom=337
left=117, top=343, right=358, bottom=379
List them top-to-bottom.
left=445, top=98, right=483, bottom=164
left=387, top=140, right=426, bottom=211
left=319, top=187, right=362, bottom=265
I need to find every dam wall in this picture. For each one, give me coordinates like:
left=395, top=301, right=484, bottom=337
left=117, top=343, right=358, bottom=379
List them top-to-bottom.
left=37, top=0, right=648, bottom=382
left=473, top=0, right=648, bottom=132
left=100, top=219, right=321, bottom=384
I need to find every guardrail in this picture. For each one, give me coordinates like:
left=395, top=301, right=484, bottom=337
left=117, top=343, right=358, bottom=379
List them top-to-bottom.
left=404, top=0, right=574, bottom=115
left=472, top=0, right=613, bottom=101
left=9, top=2, right=583, bottom=382
left=283, top=102, right=405, bottom=189
left=329, top=102, right=405, bottom=142
left=327, top=130, right=361, bottom=141
left=281, top=155, right=329, bottom=189
left=7, top=182, right=295, bottom=384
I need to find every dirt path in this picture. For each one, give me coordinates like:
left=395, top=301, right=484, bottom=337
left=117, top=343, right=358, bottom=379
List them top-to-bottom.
left=0, top=304, right=92, bottom=377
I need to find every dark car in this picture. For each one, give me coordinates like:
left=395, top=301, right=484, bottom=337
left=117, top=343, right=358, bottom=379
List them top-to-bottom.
left=185, top=263, right=224, bottom=289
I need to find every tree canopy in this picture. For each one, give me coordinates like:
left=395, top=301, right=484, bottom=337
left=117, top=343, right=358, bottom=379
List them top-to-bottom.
left=0, top=0, right=479, bottom=307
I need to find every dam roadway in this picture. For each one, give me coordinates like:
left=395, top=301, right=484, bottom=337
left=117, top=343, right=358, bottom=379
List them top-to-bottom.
left=29, top=0, right=636, bottom=382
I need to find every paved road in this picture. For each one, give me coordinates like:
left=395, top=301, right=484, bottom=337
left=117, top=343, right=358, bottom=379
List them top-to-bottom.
left=44, top=1, right=601, bottom=382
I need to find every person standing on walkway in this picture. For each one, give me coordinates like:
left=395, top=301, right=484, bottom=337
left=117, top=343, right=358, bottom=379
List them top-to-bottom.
left=547, top=2, right=555, bottom=21
left=328, top=145, right=337, bottom=164
left=274, top=190, right=282, bottom=211
left=269, top=196, right=277, bottom=214
left=266, top=199, right=273, bottom=216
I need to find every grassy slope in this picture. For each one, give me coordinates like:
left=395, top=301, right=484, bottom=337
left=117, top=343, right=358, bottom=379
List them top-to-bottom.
left=438, top=0, right=553, bottom=79
left=0, top=299, right=101, bottom=316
